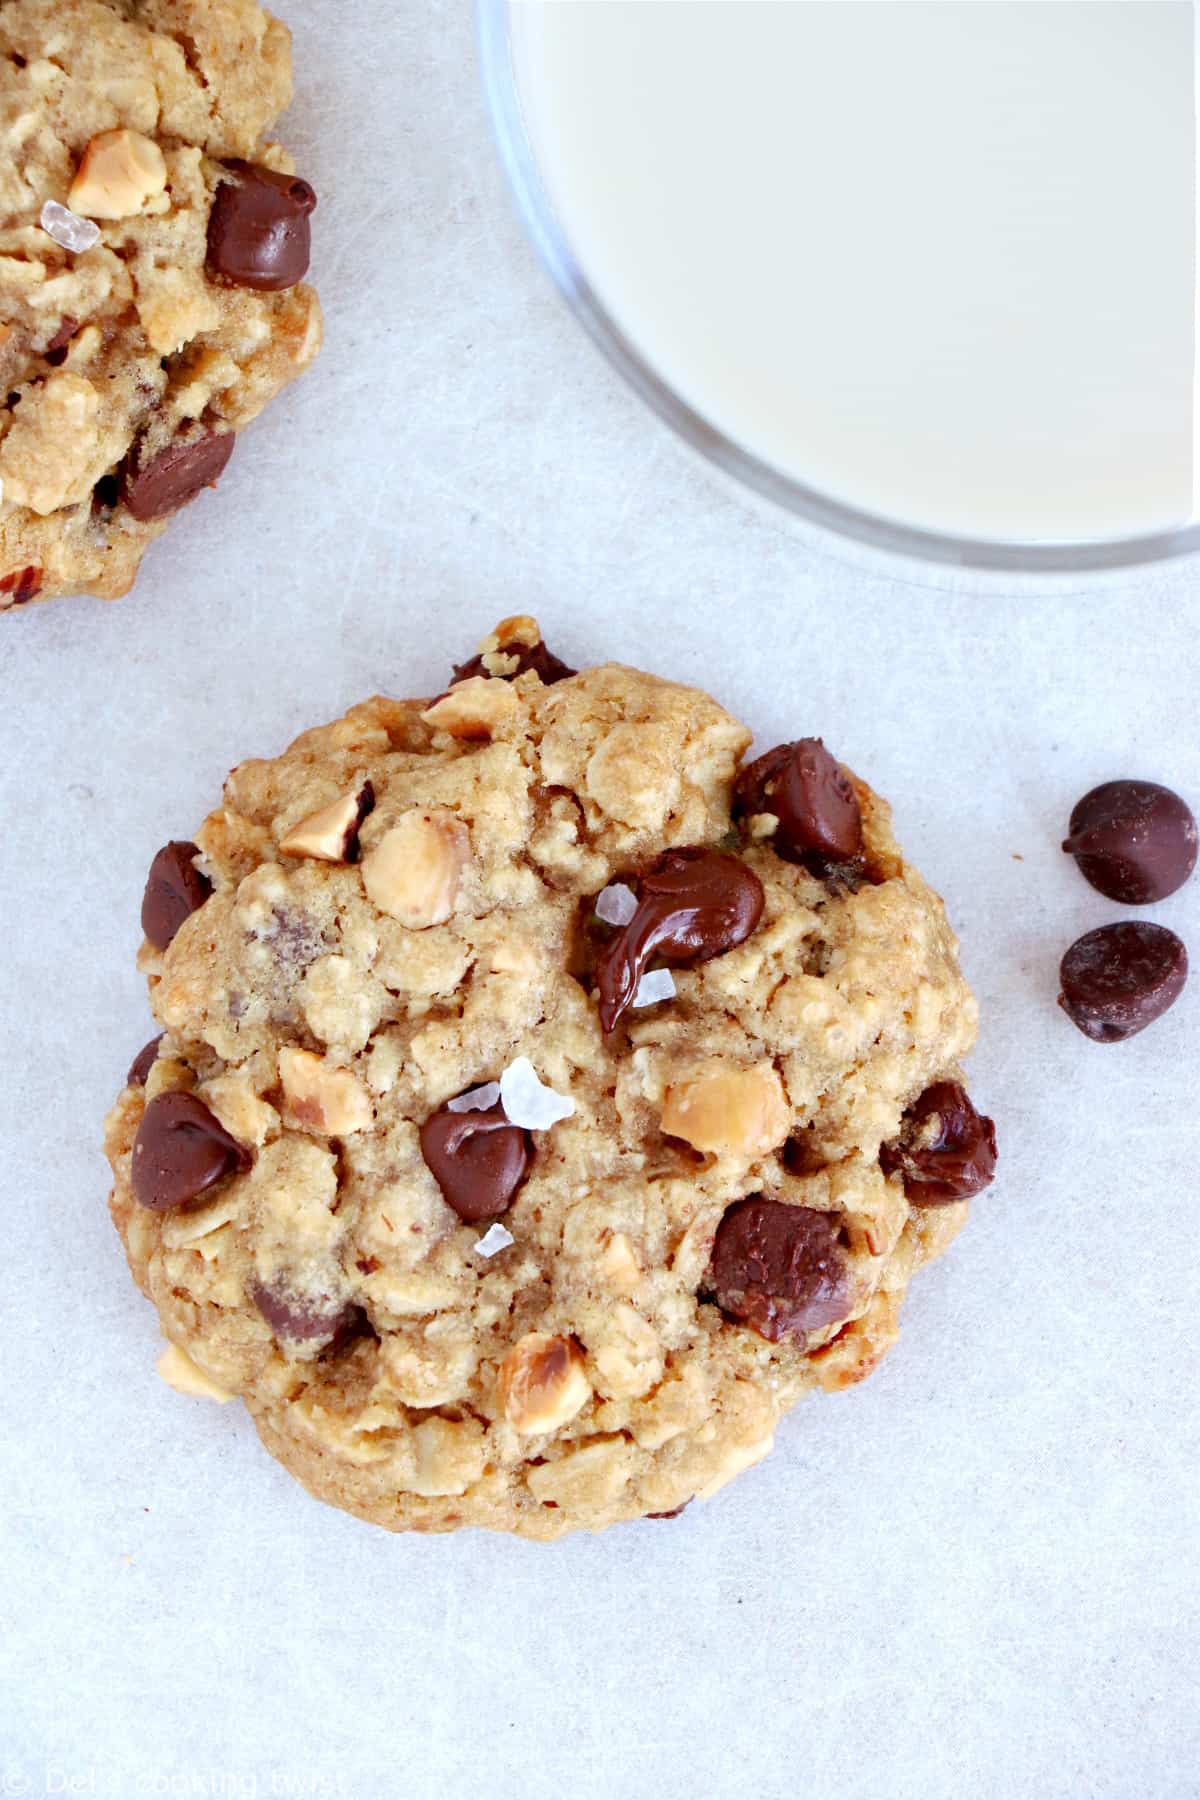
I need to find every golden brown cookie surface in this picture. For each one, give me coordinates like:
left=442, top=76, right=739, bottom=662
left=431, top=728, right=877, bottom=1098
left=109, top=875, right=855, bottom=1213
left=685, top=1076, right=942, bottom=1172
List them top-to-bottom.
left=0, top=0, right=321, bottom=609
left=104, top=619, right=993, bottom=1538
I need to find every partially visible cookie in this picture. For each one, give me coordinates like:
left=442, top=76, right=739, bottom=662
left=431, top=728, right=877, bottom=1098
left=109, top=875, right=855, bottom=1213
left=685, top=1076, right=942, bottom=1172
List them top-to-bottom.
left=0, top=0, right=322, bottom=610
left=104, top=616, right=996, bottom=1538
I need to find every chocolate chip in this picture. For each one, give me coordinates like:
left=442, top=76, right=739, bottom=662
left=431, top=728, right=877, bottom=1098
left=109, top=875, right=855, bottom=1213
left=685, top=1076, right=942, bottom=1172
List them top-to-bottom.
left=206, top=160, right=316, bottom=291
left=122, top=431, right=235, bottom=522
left=0, top=565, right=42, bottom=605
left=452, top=640, right=576, bottom=685
left=733, top=738, right=863, bottom=871
left=1063, top=780, right=1197, bottom=905
left=141, top=841, right=212, bottom=950
left=593, top=847, right=764, bottom=1033
left=1059, top=922, right=1187, bottom=1043
left=127, top=1034, right=164, bottom=1086
left=880, top=1081, right=997, bottom=1205
left=131, top=1092, right=252, bottom=1211
left=420, top=1103, right=532, bottom=1222
left=709, top=1197, right=850, bottom=1342
left=251, top=1280, right=362, bottom=1348
left=646, top=1502, right=691, bottom=1520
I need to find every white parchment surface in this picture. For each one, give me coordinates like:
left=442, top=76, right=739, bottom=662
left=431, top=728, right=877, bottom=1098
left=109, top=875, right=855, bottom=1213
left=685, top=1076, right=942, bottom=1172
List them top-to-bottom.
left=2, top=5, right=1198, bottom=1796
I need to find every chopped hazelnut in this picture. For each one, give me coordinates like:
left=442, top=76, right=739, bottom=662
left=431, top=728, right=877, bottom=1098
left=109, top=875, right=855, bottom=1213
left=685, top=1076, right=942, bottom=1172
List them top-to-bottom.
left=68, top=128, right=167, bottom=220
left=421, top=677, right=518, bottom=741
left=278, top=780, right=373, bottom=863
left=361, top=809, right=469, bottom=928
left=278, top=1047, right=373, bottom=1135
left=660, top=1062, right=790, bottom=1160
left=598, top=1232, right=642, bottom=1293
left=499, top=1332, right=591, bottom=1435
left=156, top=1341, right=234, bottom=1402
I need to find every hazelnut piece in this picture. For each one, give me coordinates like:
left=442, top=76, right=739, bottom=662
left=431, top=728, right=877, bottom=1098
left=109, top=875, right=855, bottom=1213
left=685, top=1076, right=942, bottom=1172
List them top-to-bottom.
left=68, top=129, right=167, bottom=220
left=421, top=677, right=518, bottom=741
left=278, top=780, right=374, bottom=864
left=361, top=809, right=469, bottom=928
left=278, top=1048, right=373, bottom=1135
left=660, top=1062, right=790, bottom=1160
left=499, top=1332, right=591, bottom=1435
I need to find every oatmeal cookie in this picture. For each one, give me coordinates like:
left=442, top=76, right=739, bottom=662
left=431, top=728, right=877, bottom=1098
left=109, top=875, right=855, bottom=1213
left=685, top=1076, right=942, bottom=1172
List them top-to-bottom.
left=0, top=0, right=321, bottom=610
left=105, top=617, right=997, bottom=1538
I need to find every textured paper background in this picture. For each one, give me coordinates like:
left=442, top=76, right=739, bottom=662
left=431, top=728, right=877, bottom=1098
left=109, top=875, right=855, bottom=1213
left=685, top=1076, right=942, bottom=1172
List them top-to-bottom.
left=3, top=4, right=1199, bottom=1795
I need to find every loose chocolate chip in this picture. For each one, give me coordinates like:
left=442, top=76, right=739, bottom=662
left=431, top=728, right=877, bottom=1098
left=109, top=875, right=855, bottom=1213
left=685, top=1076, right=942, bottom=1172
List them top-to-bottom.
left=206, top=160, right=316, bottom=291
left=122, top=431, right=235, bottom=522
left=0, top=564, right=42, bottom=605
left=452, top=640, right=576, bottom=685
left=733, top=738, right=863, bottom=871
left=1063, top=780, right=1197, bottom=905
left=141, top=841, right=212, bottom=950
left=593, top=847, right=764, bottom=1033
left=1059, top=922, right=1187, bottom=1044
left=127, top=1033, right=164, bottom=1087
left=880, top=1081, right=997, bottom=1205
left=132, top=1091, right=252, bottom=1211
left=420, top=1103, right=532, bottom=1222
left=709, top=1197, right=850, bottom=1342
left=251, top=1280, right=362, bottom=1349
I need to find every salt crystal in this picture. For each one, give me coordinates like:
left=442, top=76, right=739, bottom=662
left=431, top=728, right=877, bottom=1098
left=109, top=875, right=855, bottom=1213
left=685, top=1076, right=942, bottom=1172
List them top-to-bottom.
left=40, top=200, right=100, bottom=254
left=595, top=881, right=638, bottom=927
left=632, top=968, right=677, bottom=1008
left=500, top=1055, right=575, bottom=1130
left=446, top=1081, right=501, bottom=1114
left=473, top=1223, right=514, bottom=1258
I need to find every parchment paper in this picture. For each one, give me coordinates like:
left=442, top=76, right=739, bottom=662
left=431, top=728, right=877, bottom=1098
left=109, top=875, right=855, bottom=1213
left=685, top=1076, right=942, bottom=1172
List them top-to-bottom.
left=2, top=5, right=1197, bottom=1796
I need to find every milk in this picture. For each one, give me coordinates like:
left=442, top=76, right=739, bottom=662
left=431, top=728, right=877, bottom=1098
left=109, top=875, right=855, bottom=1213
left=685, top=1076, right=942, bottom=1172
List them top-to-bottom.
left=510, top=1, right=1197, bottom=545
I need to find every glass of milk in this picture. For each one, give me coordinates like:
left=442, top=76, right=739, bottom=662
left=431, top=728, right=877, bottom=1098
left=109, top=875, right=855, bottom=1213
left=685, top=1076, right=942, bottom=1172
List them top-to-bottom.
left=482, top=0, right=1200, bottom=573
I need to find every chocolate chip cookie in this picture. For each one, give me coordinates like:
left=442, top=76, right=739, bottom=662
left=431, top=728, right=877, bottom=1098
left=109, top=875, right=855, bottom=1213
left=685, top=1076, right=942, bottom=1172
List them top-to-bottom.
left=0, top=0, right=321, bottom=610
left=104, top=617, right=996, bottom=1538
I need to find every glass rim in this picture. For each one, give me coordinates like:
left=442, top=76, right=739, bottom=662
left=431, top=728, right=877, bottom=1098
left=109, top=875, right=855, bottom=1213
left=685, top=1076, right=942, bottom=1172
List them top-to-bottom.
left=480, top=0, right=1200, bottom=579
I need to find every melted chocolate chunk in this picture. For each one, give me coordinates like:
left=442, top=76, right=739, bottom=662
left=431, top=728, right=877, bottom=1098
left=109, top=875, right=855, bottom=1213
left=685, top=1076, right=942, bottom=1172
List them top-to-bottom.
left=206, top=161, right=316, bottom=291
left=44, top=316, right=79, bottom=364
left=122, top=431, right=235, bottom=522
left=452, top=639, right=575, bottom=685
left=734, top=738, right=863, bottom=872
left=1063, top=780, right=1197, bottom=905
left=141, top=841, right=212, bottom=950
left=594, top=847, right=764, bottom=1033
left=1059, top=922, right=1187, bottom=1043
left=127, top=1034, right=164, bottom=1087
left=880, top=1081, right=997, bottom=1205
left=132, top=1092, right=252, bottom=1211
left=420, top=1102, right=532, bottom=1222
left=709, top=1197, right=851, bottom=1342
left=251, top=1280, right=362, bottom=1349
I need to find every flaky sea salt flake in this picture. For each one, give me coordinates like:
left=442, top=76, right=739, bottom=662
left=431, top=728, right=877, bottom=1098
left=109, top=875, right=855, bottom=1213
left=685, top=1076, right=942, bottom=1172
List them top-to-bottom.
left=40, top=200, right=100, bottom=254
left=595, top=881, right=638, bottom=927
left=633, top=968, right=677, bottom=1008
left=500, top=1055, right=575, bottom=1130
left=447, top=1081, right=501, bottom=1114
left=473, top=1223, right=515, bottom=1259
